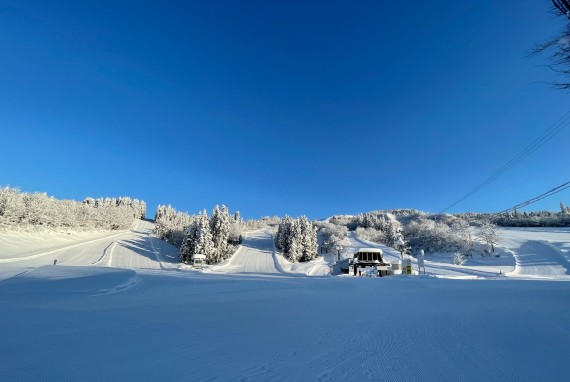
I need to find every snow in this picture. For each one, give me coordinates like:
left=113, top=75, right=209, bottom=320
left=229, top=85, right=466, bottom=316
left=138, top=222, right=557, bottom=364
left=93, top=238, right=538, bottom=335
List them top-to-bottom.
left=0, top=220, right=179, bottom=281
left=1, top=222, right=569, bottom=380
left=500, top=227, right=570, bottom=279
left=210, top=230, right=283, bottom=275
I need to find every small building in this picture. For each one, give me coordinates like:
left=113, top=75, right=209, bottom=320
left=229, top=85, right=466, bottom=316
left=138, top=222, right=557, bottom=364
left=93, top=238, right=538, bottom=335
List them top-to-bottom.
left=349, top=248, right=391, bottom=277
left=192, top=254, right=206, bottom=269
left=331, top=258, right=351, bottom=275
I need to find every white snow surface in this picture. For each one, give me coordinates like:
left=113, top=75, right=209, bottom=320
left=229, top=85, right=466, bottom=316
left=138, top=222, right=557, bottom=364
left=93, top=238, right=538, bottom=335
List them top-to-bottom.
left=1, top=222, right=570, bottom=381
left=500, top=227, right=570, bottom=279
left=209, top=230, right=283, bottom=275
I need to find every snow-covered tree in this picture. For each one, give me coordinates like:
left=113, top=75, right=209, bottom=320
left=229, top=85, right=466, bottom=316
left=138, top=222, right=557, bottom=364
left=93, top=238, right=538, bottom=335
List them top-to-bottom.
left=0, top=186, right=141, bottom=231
left=154, top=204, right=194, bottom=248
left=210, top=205, right=231, bottom=262
left=179, top=210, right=215, bottom=264
left=275, top=215, right=292, bottom=251
left=275, top=216, right=318, bottom=262
left=299, top=216, right=318, bottom=261
left=286, top=219, right=302, bottom=262
left=452, top=219, right=474, bottom=257
left=478, top=220, right=499, bottom=253
left=317, top=222, right=348, bottom=253
left=179, top=223, right=198, bottom=264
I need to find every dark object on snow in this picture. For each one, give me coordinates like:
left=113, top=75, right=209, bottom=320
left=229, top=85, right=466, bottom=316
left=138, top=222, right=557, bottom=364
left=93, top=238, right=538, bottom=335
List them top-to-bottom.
left=53, top=259, right=57, bottom=265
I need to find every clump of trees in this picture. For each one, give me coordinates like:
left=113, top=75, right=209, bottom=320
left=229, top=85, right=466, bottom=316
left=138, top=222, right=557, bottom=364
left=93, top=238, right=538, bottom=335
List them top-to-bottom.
left=0, top=186, right=145, bottom=231
left=154, top=204, right=195, bottom=247
left=179, top=205, right=242, bottom=264
left=353, top=212, right=401, bottom=247
left=387, top=213, right=498, bottom=258
left=275, top=216, right=318, bottom=262
left=315, top=221, right=348, bottom=253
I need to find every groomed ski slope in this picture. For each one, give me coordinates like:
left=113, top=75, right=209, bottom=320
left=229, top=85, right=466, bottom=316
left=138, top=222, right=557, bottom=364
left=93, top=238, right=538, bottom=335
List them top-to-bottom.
left=0, top=220, right=179, bottom=282
left=1, top=222, right=570, bottom=381
left=500, top=227, right=570, bottom=279
left=211, top=229, right=332, bottom=276
left=210, top=230, right=283, bottom=275
left=1, top=264, right=570, bottom=381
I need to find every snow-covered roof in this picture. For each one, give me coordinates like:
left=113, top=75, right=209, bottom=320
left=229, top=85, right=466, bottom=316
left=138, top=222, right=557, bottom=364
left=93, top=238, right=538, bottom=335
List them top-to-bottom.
left=355, top=248, right=383, bottom=253
left=192, top=254, right=206, bottom=260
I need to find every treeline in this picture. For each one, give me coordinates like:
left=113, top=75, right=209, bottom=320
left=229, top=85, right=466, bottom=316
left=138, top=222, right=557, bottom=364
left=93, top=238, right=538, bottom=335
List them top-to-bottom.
left=0, top=186, right=145, bottom=231
left=459, top=206, right=570, bottom=227
left=275, top=216, right=318, bottom=262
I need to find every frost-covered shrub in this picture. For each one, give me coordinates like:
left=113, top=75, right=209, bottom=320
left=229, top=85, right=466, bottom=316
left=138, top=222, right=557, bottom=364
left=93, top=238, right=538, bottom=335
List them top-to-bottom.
left=454, top=252, right=465, bottom=265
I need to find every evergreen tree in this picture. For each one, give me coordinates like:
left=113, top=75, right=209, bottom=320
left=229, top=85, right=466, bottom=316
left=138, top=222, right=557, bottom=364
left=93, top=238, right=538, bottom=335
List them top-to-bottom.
left=210, top=205, right=231, bottom=262
left=195, top=210, right=215, bottom=264
left=276, top=215, right=292, bottom=251
left=299, top=216, right=318, bottom=261
left=286, top=219, right=302, bottom=262
left=179, top=223, right=197, bottom=263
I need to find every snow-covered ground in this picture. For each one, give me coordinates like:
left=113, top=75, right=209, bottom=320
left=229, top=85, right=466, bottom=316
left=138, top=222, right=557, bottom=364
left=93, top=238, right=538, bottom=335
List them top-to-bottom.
left=0, top=220, right=179, bottom=282
left=1, top=223, right=569, bottom=381
left=500, top=227, right=570, bottom=279
left=210, top=229, right=334, bottom=277
left=209, top=230, right=284, bottom=275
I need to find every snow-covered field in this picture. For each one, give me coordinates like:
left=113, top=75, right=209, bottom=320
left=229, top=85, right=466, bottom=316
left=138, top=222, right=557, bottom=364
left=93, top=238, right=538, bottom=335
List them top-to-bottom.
left=1, top=223, right=569, bottom=381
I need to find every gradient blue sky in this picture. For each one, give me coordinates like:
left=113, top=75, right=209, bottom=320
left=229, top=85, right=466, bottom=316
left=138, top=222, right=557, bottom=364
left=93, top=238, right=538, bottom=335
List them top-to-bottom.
left=1, top=1, right=568, bottom=219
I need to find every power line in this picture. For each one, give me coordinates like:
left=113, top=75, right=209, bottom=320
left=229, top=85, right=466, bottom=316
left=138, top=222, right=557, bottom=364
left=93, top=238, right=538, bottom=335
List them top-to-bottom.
left=440, top=110, right=570, bottom=213
left=500, top=180, right=570, bottom=214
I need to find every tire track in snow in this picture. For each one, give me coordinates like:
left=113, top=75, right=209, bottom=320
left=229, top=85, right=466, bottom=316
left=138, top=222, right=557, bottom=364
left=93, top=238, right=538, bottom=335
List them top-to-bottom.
left=92, top=241, right=116, bottom=265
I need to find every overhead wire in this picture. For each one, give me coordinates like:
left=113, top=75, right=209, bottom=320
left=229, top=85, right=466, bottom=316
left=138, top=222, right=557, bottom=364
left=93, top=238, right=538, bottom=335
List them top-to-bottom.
left=440, top=110, right=570, bottom=213
left=500, top=180, right=570, bottom=214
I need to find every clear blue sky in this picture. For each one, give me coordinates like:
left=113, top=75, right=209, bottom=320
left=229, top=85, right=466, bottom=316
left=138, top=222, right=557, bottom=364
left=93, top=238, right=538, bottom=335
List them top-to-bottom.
left=1, top=1, right=568, bottom=219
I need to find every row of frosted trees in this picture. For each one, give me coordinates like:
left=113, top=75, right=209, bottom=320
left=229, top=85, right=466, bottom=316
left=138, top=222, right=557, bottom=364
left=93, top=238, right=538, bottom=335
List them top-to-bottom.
left=0, top=186, right=145, bottom=231
left=156, top=205, right=320, bottom=265
left=275, top=216, right=318, bottom=262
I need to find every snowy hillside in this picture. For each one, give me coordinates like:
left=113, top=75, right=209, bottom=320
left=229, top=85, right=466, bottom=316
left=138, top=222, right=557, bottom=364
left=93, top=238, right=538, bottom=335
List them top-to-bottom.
left=1, top=222, right=569, bottom=381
